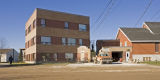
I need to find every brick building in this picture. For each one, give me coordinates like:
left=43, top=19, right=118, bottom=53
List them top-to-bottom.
left=25, top=8, right=90, bottom=63
left=116, top=22, right=160, bottom=62
left=96, top=40, right=120, bottom=54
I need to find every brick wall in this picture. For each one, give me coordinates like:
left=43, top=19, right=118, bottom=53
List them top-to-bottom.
left=25, top=8, right=90, bottom=63
left=37, top=18, right=89, bottom=31
left=116, top=29, right=160, bottom=60
left=116, top=29, right=133, bottom=58
left=116, top=30, right=132, bottom=46
left=132, top=42, right=160, bottom=54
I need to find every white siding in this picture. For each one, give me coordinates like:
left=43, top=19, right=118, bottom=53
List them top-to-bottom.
left=0, top=50, right=19, bottom=62
left=0, top=54, right=7, bottom=62
left=132, top=54, right=160, bottom=62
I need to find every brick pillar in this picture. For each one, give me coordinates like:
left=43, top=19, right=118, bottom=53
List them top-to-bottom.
left=36, top=36, right=41, bottom=44
left=76, top=39, right=79, bottom=45
left=123, top=51, right=126, bottom=62
left=36, top=53, right=42, bottom=63
left=50, top=53, right=54, bottom=61
left=57, top=53, right=65, bottom=61
left=73, top=53, right=77, bottom=61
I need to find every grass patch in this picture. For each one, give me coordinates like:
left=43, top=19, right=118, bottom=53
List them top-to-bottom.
left=141, top=61, right=160, bottom=66
left=12, top=62, right=29, bottom=65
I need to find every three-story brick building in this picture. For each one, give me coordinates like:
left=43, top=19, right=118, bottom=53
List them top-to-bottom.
left=25, top=8, right=90, bottom=63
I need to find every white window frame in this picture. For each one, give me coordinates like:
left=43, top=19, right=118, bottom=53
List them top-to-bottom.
left=33, top=19, right=36, bottom=28
left=41, top=19, right=46, bottom=27
left=64, top=22, right=69, bottom=29
left=79, top=24, right=87, bottom=31
left=28, top=25, right=31, bottom=33
left=41, top=36, right=51, bottom=45
left=62, top=37, right=66, bottom=45
left=68, top=38, right=76, bottom=46
left=79, top=39, right=83, bottom=46
left=125, top=41, right=127, bottom=47
left=120, top=42, right=122, bottom=46
left=54, top=53, right=57, bottom=61
left=65, top=53, right=73, bottom=60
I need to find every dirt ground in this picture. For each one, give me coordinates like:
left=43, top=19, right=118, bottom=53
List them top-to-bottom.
left=0, top=63, right=160, bottom=80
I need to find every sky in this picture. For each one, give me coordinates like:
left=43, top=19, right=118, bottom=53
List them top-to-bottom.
left=0, top=0, right=160, bottom=51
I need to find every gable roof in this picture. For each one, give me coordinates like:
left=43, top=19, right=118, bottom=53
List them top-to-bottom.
left=145, top=22, right=160, bottom=34
left=119, top=27, right=160, bottom=42
left=0, top=49, right=13, bottom=54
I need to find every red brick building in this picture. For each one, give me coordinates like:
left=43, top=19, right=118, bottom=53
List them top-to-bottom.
left=25, top=8, right=90, bottom=63
left=116, top=22, right=160, bottom=62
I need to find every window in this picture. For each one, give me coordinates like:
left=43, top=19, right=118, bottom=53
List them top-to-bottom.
left=33, top=19, right=36, bottom=28
left=41, top=19, right=46, bottom=27
left=64, top=22, right=69, bottom=29
left=79, top=24, right=87, bottom=31
left=28, top=25, right=31, bottom=33
left=25, top=30, right=27, bottom=36
left=41, top=36, right=51, bottom=45
left=33, top=37, right=36, bottom=44
left=62, top=38, right=66, bottom=45
left=68, top=38, right=76, bottom=46
left=79, top=39, right=83, bottom=46
left=28, top=41, right=29, bottom=48
left=125, top=41, right=127, bottom=47
left=120, top=42, right=122, bottom=46
left=155, top=42, right=159, bottom=52
left=32, top=53, right=35, bottom=61
left=53, top=53, right=57, bottom=61
left=65, top=53, right=73, bottom=61
left=100, top=54, right=108, bottom=56
left=143, top=57, right=151, bottom=61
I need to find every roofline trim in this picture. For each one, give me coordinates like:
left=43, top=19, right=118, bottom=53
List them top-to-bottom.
left=36, top=8, right=89, bottom=18
left=144, top=22, right=154, bottom=34
left=116, top=28, right=132, bottom=42
left=131, top=40, right=160, bottom=42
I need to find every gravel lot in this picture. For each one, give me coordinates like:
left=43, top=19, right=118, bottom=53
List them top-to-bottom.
left=0, top=63, right=160, bottom=80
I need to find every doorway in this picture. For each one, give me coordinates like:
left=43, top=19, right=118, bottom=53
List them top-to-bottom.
left=112, top=52, right=122, bottom=62
left=126, top=52, right=130, bottom=62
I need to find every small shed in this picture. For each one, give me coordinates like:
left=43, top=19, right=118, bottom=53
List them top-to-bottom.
left=77, top=46, right=91, bottom=62
left=0, top=49, right=19, bottom=62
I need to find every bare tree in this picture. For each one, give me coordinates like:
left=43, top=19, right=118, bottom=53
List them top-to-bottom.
left=0, top=38, right=8, bottom=49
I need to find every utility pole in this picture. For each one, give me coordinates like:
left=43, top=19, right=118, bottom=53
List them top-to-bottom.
left=13, top=49, right=14, bottom=62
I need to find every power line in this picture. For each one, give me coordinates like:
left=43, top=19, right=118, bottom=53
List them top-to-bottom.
left=91, top=0, right=112, bottom=31
left=92, top=0, right=116, bottom=34
left=134, top=0, right=153, bottom=26
left=150, top=9, right=160, bottom=21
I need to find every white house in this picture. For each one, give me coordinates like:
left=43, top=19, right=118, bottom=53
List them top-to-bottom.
left=0, top=49, right=19, bottom=62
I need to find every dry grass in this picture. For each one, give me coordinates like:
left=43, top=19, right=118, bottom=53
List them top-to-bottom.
left=141, top=61, right=160, bottom=66
left=0, top=63, right=160, bottom=80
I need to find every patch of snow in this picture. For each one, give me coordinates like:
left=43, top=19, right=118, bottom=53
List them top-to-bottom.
left=66, top=63, right=146, bottom=68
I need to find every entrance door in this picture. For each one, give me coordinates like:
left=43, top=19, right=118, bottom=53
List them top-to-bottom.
left=81, top=52, right=85, bottom=61
left=126, top=52, right=130, bottom=62
left=54, top=53, right=57, bottom=61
